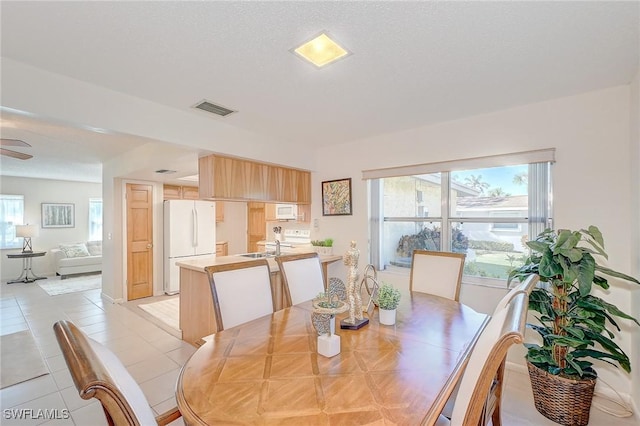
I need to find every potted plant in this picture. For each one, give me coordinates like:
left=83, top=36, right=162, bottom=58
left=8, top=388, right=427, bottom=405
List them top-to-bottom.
left=508, top=226, right=640, bottom=426
left=311, top=238, right=334, bottom=255
left=376, top=283, right=401, bottom=325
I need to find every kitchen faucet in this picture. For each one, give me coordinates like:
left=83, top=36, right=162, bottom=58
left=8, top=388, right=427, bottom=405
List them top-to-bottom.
left=275, top=239, right=281, bottom=256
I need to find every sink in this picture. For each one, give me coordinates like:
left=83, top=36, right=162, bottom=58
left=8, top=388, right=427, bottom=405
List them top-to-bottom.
left=237, top=251, right=277, bottom=258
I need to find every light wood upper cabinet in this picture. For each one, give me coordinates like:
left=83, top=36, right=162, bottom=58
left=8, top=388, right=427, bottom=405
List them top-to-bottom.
left=199, top=154, right=311, bottom=204
left=163, top=185, right=199, bottom=200
left=182, top=186, right=199, bottom=200
left=265, top=203, right=276, bottom=222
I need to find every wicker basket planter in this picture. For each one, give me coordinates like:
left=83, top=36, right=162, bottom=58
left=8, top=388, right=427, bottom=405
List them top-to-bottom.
left=527, top=362, right=596, bottom=426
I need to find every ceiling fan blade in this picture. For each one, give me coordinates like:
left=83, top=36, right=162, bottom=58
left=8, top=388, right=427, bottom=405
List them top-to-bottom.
left=0, top=138, right=31, bottom=147
left=0, top=148, right=33, bottom=160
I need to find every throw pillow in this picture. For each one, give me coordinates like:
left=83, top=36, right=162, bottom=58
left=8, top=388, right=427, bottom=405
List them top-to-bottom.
left=86, top=241, right=102, bottom=256
left=59, top=243, right=90, bottom=258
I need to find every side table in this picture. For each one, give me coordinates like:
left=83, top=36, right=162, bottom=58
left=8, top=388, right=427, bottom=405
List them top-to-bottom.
left=6, top=251, right=47, bottom=284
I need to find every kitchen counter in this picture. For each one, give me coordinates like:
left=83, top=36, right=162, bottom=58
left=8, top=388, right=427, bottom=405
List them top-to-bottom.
left=175, top=250, right=341, bottom=273
left=176, top=250, right=342, bottom=345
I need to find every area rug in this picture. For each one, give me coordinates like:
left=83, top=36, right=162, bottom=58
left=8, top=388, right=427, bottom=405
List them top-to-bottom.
left=38, top=274, right=101, bottom=296
left=138, top=298, right=180, bottom=331
left=0, top=330, right=49, bottom=389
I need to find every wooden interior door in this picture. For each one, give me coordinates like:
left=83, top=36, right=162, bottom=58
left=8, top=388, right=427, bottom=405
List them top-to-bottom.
left=126, top=183, right=154, bottom=300
left=247, top=202, right=266, bottom=252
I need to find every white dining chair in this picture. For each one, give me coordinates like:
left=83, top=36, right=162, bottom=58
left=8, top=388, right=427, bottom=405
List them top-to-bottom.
left=410, top=250, right=466, bottom=301
left=275, top=252, right=326, bottom=306
left=205, top=259, right=274, bottom=331
left=496, top=273, right=539, bottom=312
left=436, top=292, right=528, bottom=426
left=54, top=320, right=182, bottom=426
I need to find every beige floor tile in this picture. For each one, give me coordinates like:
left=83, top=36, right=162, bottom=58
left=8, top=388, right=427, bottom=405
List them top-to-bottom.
left=147, top=333, right=186, bottom=353
left=165, top=344, right=197, bottom=366
left=127, top=353, right=181, bottom=384
left=44, top=355, right=68, bottom=373
left=139, top=368, right=181, bottom=407
left=51, top=369, right=74, bottom=391
left=0, top=375, right=58, bottom=411
left=1, top=392, right=69, bottom=426
left=69, top=400, right=105, bottom=425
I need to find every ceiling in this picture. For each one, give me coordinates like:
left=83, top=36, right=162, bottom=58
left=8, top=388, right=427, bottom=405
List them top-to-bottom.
left=1, top=1, right=638, bottom=183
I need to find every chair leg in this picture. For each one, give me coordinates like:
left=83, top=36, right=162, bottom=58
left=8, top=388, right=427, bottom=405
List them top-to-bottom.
left=490, top=360, right=506, bottom=426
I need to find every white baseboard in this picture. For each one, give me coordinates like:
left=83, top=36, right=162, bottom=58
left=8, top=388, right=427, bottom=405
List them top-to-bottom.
left=100, top=292, right=122, bottom=304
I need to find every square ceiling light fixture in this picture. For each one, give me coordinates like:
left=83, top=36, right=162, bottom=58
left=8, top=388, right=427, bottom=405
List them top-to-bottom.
left=292, top=31, right=352, bottom=68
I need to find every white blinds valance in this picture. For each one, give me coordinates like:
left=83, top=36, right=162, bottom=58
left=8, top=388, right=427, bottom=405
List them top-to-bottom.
left=362, top=148, right=555, bottom=180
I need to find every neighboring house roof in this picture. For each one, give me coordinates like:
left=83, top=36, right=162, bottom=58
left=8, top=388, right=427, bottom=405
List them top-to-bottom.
left=456, top=194, right=528, bottom=210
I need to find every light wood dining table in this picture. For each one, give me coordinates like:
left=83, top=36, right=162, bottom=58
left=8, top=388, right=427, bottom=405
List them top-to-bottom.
left=176, top=291, right=489, bottom=425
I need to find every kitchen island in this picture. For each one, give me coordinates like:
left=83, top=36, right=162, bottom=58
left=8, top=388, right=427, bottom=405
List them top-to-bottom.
left=176, top=251, right=342, bottom=345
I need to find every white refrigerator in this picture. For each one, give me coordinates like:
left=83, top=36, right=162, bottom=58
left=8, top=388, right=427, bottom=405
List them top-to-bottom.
left=164, top=200, right=216, bottom=295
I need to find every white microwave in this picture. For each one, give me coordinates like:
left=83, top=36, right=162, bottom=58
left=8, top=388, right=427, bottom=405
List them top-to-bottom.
left=275, top=204, right=297, bottom=220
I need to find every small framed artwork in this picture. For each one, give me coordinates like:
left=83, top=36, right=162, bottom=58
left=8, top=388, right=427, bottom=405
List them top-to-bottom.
left=322, top=178, right=352, bottom=216
left=42, top=203, right=75, bottom=228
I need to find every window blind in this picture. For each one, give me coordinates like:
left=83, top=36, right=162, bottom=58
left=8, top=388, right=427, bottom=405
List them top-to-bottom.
left=362, top=148, right=555, bottom=180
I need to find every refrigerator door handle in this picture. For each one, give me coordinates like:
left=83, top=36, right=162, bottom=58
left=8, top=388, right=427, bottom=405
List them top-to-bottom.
left=193, top=208, right=198, bottom=247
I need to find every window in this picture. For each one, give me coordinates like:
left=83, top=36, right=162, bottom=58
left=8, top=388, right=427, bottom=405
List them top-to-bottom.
left=366, top=150, right=553, bottom=283
left=0, top=195, right=25, bottom=249
left=89, top=198, right=103, bottom=241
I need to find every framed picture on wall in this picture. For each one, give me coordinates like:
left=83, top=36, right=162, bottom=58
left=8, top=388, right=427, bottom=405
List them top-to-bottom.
left=322, top=178, right=352, bottom=216
left=42, top=203, right=75, bottom=228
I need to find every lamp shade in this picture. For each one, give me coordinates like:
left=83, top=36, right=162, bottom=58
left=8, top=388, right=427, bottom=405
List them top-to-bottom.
left=16, top=224, right=39, bottom=238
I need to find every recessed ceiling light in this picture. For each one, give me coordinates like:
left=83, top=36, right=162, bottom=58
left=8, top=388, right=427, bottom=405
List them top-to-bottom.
left=292, top=31, right=352, bottom=68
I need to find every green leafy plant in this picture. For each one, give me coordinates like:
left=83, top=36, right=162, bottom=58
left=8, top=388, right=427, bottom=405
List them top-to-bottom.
left=396, top=226, right=468, bottom=258
left=508, top=226, right=640, bottom=379
left=311, top=238, right=334, bottom=247
left=376, top=283, right=401, bottom=310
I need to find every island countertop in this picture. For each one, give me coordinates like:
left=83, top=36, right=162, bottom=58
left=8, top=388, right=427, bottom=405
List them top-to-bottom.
left=175, top=250, right=342, bottom=272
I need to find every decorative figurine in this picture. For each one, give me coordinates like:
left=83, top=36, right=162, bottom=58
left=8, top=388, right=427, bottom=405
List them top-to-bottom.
left=340, top=241, right=369, bottom=330
left=312, top=292, right=348, bottom=358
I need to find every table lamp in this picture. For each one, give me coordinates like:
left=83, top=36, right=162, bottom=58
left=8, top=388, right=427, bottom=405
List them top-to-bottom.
left=15, top=224, right=38, bottom=253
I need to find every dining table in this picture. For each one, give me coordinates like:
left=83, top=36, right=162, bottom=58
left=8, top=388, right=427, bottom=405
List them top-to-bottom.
left=176, top=291, right=489, bottom=425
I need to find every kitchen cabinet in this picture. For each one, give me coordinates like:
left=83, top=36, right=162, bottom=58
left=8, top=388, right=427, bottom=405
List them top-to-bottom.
left=198, top=154, right=311, bottom=203
left=163, top=184, right=199, bottom=200
left=215, top=201, right=224, bottom=222
left=265, top=203, right=276, bottom=221
left=215, top=242, right=228, bottom=256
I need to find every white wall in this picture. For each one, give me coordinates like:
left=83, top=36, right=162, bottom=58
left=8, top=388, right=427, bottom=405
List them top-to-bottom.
left=630, top=69, right=640, bottom=410
left=313, top=85, right=639, bottom=397
left=0, top=176, right=101, bottom=280
left=215, top=201, right=248, bottom=255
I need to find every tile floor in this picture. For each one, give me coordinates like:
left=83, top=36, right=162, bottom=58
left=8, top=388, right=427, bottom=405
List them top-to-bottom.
left=1, top=277, right=638, bottom=425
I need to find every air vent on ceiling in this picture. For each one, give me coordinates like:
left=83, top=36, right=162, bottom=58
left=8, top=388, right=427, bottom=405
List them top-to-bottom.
left=193, top=100, right=236, bottom=117
left=155, top=169, right=176, bottom=174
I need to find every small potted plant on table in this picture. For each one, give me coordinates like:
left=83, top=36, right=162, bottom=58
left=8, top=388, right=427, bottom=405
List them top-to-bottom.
left=508, top=226, right=639, bottom=426
left=376, top=283, right=401, bottom=325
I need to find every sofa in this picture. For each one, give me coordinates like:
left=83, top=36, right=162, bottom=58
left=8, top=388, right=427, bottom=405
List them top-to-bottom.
left=51, top=241, right=102, bottom=279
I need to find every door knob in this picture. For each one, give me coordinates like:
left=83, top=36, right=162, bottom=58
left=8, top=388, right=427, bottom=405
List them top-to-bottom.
left=147, top=243, right=153, bottom=249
